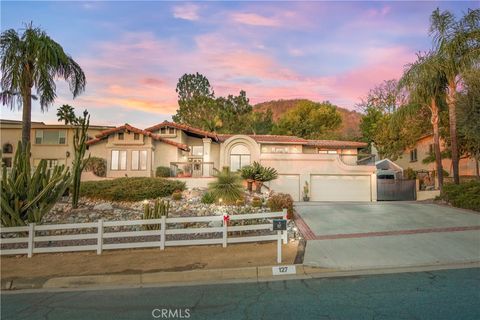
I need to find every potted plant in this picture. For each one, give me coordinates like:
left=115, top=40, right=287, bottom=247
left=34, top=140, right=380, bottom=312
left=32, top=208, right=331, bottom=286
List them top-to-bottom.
left=240, top=165, right=256, bottom=193
left=303, top=181, right=310, bottom=201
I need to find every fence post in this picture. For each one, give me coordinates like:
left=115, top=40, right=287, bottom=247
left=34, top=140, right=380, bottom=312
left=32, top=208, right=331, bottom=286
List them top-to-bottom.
left=282, top=208, right=288, bottom=244
left=160, top=215, right=166, bottom=250
left=222, top=217, right=227, bottom=248
left=97, top=219, right=103, bottom=255
left=27, top=223, right=35, bottom=258
left=277, top=230, right=282, bottom=264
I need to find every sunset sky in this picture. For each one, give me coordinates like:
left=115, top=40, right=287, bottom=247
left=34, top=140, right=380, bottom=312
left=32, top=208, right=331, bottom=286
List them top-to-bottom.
left=1, top=1, right=478, bottom=128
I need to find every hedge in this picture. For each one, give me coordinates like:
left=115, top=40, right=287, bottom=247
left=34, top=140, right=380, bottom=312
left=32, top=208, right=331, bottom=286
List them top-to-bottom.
left=80, top=177, right=186, bottom=202
left=440, top=180, right=480, bottom=212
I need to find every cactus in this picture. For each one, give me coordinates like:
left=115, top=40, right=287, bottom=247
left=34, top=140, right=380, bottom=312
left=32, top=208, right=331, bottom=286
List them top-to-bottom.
left=57, top=105, right=90, bottom=208
left=1, top=142, right=72, bottom=227
left=143, top=198, right=170, bottom=230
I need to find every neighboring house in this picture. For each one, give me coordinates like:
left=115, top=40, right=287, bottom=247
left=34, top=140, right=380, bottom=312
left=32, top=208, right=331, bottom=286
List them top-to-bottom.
left=0, top=119, right=113, bottom=170
left=86, top=121, right=376, bottom=202
left=394, top=134, right=479, bottom=178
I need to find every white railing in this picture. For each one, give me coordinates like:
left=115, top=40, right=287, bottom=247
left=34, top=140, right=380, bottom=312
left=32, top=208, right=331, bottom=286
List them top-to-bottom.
left=0, top=209, right=288, bottom=260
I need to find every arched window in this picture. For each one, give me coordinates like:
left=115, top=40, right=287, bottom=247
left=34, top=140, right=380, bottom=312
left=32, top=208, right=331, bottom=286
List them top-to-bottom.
left=2, top=143, right=13, bottom=154
left=230, top=144, right=251, bottom=171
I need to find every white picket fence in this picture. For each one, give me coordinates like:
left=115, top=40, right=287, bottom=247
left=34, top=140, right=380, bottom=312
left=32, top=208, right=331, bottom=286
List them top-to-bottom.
left=0, top=210, right=288, bottom=259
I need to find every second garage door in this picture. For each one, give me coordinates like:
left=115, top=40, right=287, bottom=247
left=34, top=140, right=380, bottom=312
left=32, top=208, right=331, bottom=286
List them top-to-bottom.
left=268, top=174, right=300, bottom=201
left=310, top=175, right=371, bottom=201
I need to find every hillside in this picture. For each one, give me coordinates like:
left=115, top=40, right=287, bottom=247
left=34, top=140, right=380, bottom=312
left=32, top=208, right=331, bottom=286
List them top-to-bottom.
left=254, top=99, right=362, bottom=140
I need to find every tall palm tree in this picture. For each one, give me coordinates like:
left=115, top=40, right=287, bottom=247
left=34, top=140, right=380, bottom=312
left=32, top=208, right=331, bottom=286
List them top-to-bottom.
left=429, top=8, right=480, bottom=184
left=1, top=23, right=86, bottom=143
left=398, top=52, right=448, bottom=191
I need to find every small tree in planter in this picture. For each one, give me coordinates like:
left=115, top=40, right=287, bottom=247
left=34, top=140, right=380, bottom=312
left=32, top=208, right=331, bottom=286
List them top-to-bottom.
left=253, top=162, right=278, bottom=194
left=240, top=165, right=256, bottom=192
left=303, top=181, right=310, bottom=201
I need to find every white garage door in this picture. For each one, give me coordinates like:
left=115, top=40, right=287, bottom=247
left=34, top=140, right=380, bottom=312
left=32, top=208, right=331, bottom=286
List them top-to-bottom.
left=268, top=174, right=300, bottom=201
left=310, top=175, right=371, bottom=201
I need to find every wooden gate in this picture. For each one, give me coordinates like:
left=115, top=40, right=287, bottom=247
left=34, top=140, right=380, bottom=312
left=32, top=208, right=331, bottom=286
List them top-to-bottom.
left=377, top=179, right=416, bottom=201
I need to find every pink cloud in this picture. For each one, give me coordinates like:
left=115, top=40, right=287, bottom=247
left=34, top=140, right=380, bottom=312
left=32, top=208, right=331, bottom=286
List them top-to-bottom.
left=230, top=13, right=280, bottom=27
left=74, top=31, right=417, bottom=119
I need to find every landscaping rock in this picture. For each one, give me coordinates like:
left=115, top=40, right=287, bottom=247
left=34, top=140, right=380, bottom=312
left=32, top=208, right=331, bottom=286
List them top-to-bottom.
left=93, top=203, right=113, bottom=211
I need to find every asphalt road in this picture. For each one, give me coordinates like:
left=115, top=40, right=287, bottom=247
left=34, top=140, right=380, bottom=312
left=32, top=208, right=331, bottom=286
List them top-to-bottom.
left=2, top=268, right=479, bottom=320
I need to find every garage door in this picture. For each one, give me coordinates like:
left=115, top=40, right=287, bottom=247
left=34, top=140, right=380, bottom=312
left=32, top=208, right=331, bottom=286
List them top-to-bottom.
left=268, top=174, right=300, bottom=201
left=310, top=175, right=371, bottom=201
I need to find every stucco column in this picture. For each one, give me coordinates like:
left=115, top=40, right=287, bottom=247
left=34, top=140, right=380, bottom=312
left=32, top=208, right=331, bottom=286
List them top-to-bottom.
left=202, top=138, right=212, bottom=177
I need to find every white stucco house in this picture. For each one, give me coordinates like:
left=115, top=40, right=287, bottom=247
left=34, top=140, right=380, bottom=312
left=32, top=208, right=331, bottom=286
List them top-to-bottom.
left=85, top=121, right=377, bottom=202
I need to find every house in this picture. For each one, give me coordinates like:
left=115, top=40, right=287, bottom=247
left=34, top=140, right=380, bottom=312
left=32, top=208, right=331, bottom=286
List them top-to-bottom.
left=0, top=119, right=113, bottom=170
left=1, top=119, right=376, bottom=202
left=85, top=121, right=377, bottom=202
left=394, top=134, right=479, bottom=180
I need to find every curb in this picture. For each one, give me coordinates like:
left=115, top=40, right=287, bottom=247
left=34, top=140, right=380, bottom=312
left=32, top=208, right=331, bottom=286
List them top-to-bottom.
left=3, top=262, right=479, bottom=293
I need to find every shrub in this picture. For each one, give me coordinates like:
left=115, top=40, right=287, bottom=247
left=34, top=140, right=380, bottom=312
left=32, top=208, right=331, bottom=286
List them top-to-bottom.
left=83, top=157, right=107, bottom=177
left=156, top=166, right=171, bottom=177
left=403, top=168, right=417, bottom=180
left=208, top=169, right=244, bottom=204
left=80, top=178, right=186, bottom=202
left=441, top=180, right=480, bottom=212
left=172, top=190, right=182, bottom=201
left=201, top=192, right=216, bottom=204
left=267, top=193, right=294, bottom=219
left=251, top=197, right=262, bottom=207
left=236, top=199, right=245, bottom=206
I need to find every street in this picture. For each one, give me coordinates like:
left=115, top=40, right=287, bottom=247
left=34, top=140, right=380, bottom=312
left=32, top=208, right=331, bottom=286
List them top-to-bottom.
left=2, top=268, right=479, bottom=320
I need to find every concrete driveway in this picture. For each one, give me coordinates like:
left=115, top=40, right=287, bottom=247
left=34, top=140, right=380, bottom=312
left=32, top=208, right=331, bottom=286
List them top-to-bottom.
left=295, top=202, right=480, bottom=270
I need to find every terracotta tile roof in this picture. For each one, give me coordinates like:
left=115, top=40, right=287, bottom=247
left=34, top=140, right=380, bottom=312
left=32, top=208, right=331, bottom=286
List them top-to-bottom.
left=145, top=121, right=219, bottom=141
left=86, top=123, right=189, bottom=151
left=217, top=134, right=308, bottom=144
left=306, top=140, right=368, bottom=148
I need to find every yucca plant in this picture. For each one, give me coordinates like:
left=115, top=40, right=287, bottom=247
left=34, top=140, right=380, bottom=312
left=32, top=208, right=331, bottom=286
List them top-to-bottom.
left=1, top=142, right=71, bottom=227
left=253, top=162, right=278, bottom=193
left=208, top=168, right=244, bottom=204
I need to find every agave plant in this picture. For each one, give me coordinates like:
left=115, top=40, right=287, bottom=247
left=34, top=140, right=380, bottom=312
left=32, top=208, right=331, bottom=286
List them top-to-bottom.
left=1, top=142, right=71, bottom=226
left=208, top=168, right=244, bottom=204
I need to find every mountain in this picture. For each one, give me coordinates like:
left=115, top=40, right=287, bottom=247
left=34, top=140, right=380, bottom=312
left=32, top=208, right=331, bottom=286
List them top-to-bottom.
left=253, top=99, right=362, bottom=140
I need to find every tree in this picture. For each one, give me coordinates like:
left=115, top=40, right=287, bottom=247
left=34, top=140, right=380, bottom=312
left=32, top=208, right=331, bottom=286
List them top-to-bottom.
left=429, top=8, right=480, bottom=184
left=1, top=23, right=86, bottom=143
left=398, top=52, right=448, bottom=190
left=457, top=68, right=480, bottom=177
left=173, top=73, right=219, bottom=131
left=356, top=79, right=407, bottom=114
left=216, top=90, right=252, bottom=133
left=273, top=101, right=342, bottom=139
left=56, top=105, right=90, bottom=208
left=245, top=109, right=274, bottom=135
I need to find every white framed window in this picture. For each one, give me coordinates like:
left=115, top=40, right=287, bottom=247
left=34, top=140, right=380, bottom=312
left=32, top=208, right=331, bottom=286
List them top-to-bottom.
left=35, top=130, right=66, bottom=145
left=230, top=144, right=251, bottom=171
left=191, top=146, right=203, bottom=156
left=273, top=147, right=287, bottom=153
left=111, top=150, right=127, bottom=170
left=131, top=150, right=147, bottom=170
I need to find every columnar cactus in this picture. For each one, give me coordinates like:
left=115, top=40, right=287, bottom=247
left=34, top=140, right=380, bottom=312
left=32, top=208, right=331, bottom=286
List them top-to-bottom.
left=0, top=142, right=71, bottom=226
left=143, top=199, right=170, bottom=230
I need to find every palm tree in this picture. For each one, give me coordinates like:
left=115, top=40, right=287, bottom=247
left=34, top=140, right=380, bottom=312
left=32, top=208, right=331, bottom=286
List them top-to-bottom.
left=429, top=8, right=480, bottom=184
left=1, top=23, right=86, bottom=143
left=398, top=52, right=448, bottom=191
left=253, top=162, right=278, bottom=194
left=208, top=168, right=244, bottom=204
